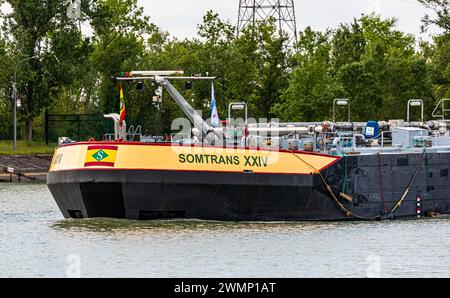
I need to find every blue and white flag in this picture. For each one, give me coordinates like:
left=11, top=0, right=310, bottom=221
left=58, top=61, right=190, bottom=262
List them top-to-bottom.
left=211, top=82, right=220, bottom=127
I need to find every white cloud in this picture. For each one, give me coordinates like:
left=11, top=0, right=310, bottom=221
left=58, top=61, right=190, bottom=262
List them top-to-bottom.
left=138, top=0, right=441, bottom=40
left=366, top=0, right=382, bottom=14
left=1, top=1, right=441, bottom=41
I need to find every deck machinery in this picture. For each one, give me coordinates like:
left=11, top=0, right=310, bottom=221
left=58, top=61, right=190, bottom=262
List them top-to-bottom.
left=47, top=72, right=450, bottom=221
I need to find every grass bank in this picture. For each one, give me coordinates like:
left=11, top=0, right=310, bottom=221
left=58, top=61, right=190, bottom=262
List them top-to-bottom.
left=0, top=141, right=55, bottom=155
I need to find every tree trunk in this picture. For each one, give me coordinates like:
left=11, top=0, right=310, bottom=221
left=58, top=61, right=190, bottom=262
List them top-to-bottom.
left=25, top=118, right=33, bottom=142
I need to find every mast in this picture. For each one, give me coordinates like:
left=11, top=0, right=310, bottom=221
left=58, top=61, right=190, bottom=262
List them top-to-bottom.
left=117, top=71, right=216, bottom=140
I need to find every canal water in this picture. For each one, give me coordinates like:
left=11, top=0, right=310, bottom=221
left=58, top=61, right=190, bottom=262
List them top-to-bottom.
left=0, top=183, right=449, bottom=278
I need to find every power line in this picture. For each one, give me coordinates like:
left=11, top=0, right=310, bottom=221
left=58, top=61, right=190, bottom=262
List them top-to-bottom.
left=237, top=0, right=298, bottom=47
left=397, top=0, right=424, bottom=8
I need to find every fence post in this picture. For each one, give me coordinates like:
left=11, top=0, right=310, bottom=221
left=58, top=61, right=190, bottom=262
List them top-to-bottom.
left=45, top=110, right=49, bottom=145
left=77, top=115, right=80, bottom=142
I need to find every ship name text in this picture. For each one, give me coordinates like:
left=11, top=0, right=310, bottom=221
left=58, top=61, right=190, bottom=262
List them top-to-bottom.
left=178, top=154, right=269, bottom=168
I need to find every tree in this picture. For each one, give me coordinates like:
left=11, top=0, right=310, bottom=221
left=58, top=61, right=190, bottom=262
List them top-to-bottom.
left=2, top=0, right=88, bottom=141
left=86, top=0, right=159, bottom=114
left=418, top=0, right=450, bottom=32
left=419, top=1, right=450, bottom=102
left=0, top=3, right=446, bottom=141
left=333, top=15, right=431, bottom=121
left=225, top=19, right=291, bottom=119
left=331, top=19, right=366, bottom=73
left=254, top=21, right=290, bottom=118
left=272, top=27, right=344, bottom=121
left=427, top=34, right=450, bottom=99
left=0, top=35, right=14, bottom=140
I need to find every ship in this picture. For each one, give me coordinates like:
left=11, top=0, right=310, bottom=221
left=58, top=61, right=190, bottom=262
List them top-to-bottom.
left=47, top=71, right=450, bottom=221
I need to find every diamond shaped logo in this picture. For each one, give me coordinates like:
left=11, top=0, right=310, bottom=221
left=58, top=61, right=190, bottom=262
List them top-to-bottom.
left=92, top=150, right=109, bottom=162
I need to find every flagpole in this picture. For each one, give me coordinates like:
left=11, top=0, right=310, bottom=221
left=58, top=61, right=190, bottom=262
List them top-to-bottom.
left=211, top=81, right=220, bottom=128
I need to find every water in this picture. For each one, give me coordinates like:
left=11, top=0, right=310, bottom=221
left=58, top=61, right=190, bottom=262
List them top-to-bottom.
left=0, top=183, right=449, bottom=278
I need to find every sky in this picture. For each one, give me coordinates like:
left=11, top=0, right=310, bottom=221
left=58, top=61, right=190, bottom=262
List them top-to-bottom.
left=0, top=0, right=442, bottom=40
left=139, top=0, right=442, bottom=40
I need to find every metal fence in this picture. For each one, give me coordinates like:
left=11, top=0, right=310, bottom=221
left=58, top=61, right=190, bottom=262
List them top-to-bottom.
left=45, top=112, right=113, bottom=145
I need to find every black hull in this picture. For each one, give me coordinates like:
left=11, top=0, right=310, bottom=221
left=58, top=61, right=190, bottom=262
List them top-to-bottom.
left=47, top=151, right=450, bottom=221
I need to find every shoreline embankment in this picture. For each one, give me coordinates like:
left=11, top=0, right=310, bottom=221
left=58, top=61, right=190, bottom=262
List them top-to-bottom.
left=0, top=155, right=52, bottom=182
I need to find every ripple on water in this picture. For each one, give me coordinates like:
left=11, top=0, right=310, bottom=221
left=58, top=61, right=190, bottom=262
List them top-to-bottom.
left=1, top=183, right=450, bottom=277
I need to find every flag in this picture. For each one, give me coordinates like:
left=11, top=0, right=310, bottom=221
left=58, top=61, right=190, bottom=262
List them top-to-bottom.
left=119, top=82, right=126, bottom=126
left=211, top=82, right=220, bottom=127
left=85, top=145, right=118, bottom=167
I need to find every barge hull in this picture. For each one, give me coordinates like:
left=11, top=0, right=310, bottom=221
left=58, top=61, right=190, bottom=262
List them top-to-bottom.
left=47, top=143, right=450, bottom=221
left=47, top=163, right=450, bottom=221
left=48, top=170, right=348, bottom=221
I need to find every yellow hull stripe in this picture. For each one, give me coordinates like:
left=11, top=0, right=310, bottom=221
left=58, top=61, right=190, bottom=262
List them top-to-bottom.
left=50, top=144, right=340, bottom=175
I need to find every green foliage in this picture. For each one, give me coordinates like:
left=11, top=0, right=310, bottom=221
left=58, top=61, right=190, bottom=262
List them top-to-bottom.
left=2, top=0, right=90, bottom=140
left=87, top=0, right=159, bottom=114
left=418, top=0, right=450, bottom=32
left=0, top=2, right=449, bottom=142
left=272, top=15, right=434, bottom=122
left=336, top=16, right=429, bottom=121
left=272, top=28, right=344, bottom=121
left=428, top=33, right=450, bottom=99
left=0, top=37, right=13, bottom=139
left=0, top=141, right=54, bottom=155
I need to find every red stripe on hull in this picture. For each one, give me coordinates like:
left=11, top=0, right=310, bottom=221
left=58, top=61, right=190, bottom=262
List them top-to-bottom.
left=60, top=142, right=339, bottom=160
left=87, top=146, right=118, bottom=151
left=84, top=162, right=115, bottom=167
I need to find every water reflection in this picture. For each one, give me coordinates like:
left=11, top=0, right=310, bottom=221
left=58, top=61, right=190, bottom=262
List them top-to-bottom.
left=1, top=183, right=450, bottom=278
left=51, top=216, right=450, bottom=235
left=52, top=218, right=346, bottom=233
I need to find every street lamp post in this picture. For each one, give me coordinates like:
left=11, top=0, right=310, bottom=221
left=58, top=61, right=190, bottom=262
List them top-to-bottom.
left=13, top=55, right=40, bottom=151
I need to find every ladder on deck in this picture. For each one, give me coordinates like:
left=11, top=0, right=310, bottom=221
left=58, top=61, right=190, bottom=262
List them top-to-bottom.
left=432, top=99, right=450, bottom=120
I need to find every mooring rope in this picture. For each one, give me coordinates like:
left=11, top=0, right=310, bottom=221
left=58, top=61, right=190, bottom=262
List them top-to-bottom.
left=289, top=149, right=428, bottom=220
left=388, top=149, right=427, bottom=215
left=289, top=151, right=377, bottom=220
left=377, top=152, right=388, bottom=214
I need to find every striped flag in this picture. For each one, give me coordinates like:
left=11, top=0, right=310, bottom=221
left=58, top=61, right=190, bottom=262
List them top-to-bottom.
left=119, top=82, right=126, bottom=126
left=211, top=82, right=220, bottom=127
left=85, top=146, right=118, bottom=167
